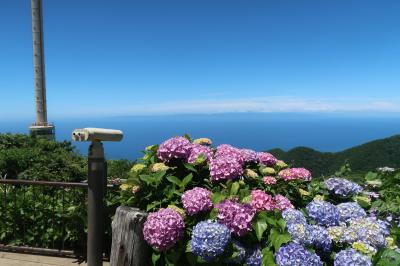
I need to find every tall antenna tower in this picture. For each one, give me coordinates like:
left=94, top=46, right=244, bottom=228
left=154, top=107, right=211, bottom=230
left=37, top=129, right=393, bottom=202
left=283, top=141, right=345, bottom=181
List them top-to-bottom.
left=29, top=0, right=55, bottom=139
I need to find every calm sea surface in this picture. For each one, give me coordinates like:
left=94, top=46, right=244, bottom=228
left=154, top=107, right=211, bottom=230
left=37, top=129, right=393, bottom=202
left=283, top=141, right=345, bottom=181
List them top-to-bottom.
left=1, top=113, right=400, bottom=160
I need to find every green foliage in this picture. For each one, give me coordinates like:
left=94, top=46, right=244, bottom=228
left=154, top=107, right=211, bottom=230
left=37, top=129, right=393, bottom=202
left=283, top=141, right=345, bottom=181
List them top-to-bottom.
left=0, top=134, right=86, bottom=181
left=0, top=134, right=121, bottom=255
left=269, top=135, right=400, bottom=177
left=107, top=159, right=134, bottom=180
left=360, top=168, right=400, bottom=216
left=0, top=180, right=88, bottom=251
left=375, top=249, right=400, bottom=266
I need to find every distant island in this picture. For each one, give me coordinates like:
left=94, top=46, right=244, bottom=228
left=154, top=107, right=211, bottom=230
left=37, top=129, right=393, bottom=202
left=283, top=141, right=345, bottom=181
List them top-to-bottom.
left=268, top=134, right=400, bottom=177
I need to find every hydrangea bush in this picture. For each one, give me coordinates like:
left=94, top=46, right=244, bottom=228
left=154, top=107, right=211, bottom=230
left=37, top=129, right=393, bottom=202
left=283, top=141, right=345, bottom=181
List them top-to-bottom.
left=119, top=135, right=400, bottom=265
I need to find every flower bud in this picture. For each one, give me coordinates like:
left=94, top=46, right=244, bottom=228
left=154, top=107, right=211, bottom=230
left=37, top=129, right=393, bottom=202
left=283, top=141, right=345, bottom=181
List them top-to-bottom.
left=193, top=138, right=212, bottom=146
left=151, top=162, right=169, bottom=172
left=131, top=163, right=146, bottom=173
left=260, top=167, right=276, bottom=175
left=244, top=169, right=259, bottom=179
left=119, top=184, right=130, bottom=191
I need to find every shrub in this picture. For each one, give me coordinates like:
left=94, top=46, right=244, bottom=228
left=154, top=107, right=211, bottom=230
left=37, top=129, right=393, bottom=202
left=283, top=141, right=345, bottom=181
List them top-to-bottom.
left=119, top=136, right=400, bottom=265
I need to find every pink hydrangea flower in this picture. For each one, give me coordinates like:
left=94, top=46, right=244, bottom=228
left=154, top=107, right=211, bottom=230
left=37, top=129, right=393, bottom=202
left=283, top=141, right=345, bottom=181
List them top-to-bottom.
left=157, top=137, right=192, bottom=162
left=187, top=144, right=213, bottom=163
left=215, top=144, right=245, bottom=165
left=240, top=149, right=258, bottom=163
left=257, top=152, right=278, bottom=166
left=209, top=156, right=244, bottom=182
left=278, top=168, right=312, bottom=182
left=263, top=176, right=277, bottom=185
left=181, top=187, right=213, bottom=215
left=250, top=189, right=275, bottom=211
left=274, top=195, right=294, bottom=211
left=216, top=200, right=256, bottom=236
left=143, top=208, right=185, bottom=251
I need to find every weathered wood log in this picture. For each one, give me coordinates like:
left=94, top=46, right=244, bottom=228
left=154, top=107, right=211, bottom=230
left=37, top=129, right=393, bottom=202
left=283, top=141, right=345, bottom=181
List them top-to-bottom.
left=110, top=206, right=150, bottom=266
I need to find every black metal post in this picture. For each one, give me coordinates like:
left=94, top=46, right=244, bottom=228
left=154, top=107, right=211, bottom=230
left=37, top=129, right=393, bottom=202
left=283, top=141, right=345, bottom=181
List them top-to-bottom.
left=87, top=141, right=106, bottom=266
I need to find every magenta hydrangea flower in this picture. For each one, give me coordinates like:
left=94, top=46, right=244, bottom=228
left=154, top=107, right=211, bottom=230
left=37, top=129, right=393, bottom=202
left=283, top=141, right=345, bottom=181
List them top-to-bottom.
left=157, top=137, right=192, bottom=162
left=187, top=144, right=213, bottom=163
left=215, top=144, right=245, bottom=165
left=240, top=149, right=259, bottom=163
left=257, top=152, right=278, bottom=166
left=209, top=156, right=244, bottom=182
left=278, top=168, right=312, bottom=182
left=263, top=176, right=277, bottom=185
left=181, top=187, right=213, bottom=215
left=250, top=189, right=275, bottom=211
left=274, top=194, right=294, bottom=211
left=216, top=200, right=256, bottom=236
left=143, top=208, right=185, bottom=251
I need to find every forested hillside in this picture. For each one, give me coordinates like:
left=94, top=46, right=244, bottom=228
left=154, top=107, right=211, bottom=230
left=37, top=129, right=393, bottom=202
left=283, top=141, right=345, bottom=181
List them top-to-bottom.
left=269, top=135, right=400, bottom=177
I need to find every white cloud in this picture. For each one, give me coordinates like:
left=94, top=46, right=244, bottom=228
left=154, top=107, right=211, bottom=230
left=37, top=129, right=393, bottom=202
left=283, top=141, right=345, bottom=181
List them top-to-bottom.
left=46, top=96, right=400, bottom=117
left=115, top=96, right=400, bottom=115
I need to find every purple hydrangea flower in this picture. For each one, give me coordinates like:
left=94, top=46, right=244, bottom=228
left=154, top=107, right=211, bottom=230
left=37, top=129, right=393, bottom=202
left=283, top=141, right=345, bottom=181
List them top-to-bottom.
left=157, top=137, right=192, bottom=162
left=187, top=144, right=213, bottom=163
left=215, top=144, right=245, bottom=165
left=241, top=149, right=259, bottom=163
left=257, top=152, right=278, bottom=166
left=209, top=156, right=244, bottom=182
left=278, top=168, right=312, bottom=182
left=263, top=176, right=277, bottom=185
left=324, top=178, right=363, bottom=197
left=181, top=187, right=213, bottom=215
left=250, top=190, right=275, bottom=211
left=365, top=191, right=380, bottom=199
left=274, top=194, right=294, bottom=211
left=216, top=200, right=256, bottom=236
left=306, top=201, right=340, bottom=226
left=337, top=202, right=366, bottom=223
left=143, top=208, right=185, bottom=251
left=282, top=209, right=307, bottom=226
left=190, top=220, right=231, bottom=262
left=275, top=242, right=323, bottom=266
left=244, top=246, right=262, bottom=266
left=334, top=249, right=372, bottom=266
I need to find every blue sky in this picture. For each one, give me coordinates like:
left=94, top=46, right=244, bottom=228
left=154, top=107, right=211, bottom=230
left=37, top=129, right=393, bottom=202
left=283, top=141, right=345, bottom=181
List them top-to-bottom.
left=1, top=0, right=400, bottom=119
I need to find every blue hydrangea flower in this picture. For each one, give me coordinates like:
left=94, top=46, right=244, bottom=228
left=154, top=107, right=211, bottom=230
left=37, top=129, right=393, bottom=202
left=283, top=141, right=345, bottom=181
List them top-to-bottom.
left=324, top=178, right=363, bottom=197
left=306, top=201, right=340, bottom=226
left=337, top=202, right=366, bottom=223
left=282, top=209, right=307, bottom=226
left=347, top=217, right=388, bottom=248
left=376, top=219, right=390, bottom=236
left=190, top=220, right=231, bottom=262
left=286, top=223, right=313, bottom=245
left=307, top=225, right=332, bottom=253
left=225, top=240, right=247, bottom=265
left=275, top=242, right=323, bottom=266
left=244, top=246, right=262, bottom=266
left=334, top=249, right=372, bottom=266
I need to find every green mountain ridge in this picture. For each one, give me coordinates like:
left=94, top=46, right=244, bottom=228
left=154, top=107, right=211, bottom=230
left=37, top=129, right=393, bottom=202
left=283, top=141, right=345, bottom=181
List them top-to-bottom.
left=268, top=134, right=400, bottom=177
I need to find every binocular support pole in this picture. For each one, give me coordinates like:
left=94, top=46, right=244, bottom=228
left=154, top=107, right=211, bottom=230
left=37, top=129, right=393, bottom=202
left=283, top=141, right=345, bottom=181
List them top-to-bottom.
left=87, top=141, right=106, bottom=266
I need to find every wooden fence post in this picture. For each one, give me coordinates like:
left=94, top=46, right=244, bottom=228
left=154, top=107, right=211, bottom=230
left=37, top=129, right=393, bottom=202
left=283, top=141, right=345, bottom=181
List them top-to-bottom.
left=110, top=206, right=150, bottom=266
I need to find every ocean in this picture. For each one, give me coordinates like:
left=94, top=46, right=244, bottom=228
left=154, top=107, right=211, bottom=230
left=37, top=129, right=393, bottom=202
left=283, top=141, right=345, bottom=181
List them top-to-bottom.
left=1, top=113, right=400, bottom=160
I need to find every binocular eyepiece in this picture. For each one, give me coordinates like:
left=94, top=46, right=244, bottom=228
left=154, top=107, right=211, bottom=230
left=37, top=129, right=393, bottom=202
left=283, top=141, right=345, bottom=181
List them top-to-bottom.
left=72, top=128, right=123, bottom=142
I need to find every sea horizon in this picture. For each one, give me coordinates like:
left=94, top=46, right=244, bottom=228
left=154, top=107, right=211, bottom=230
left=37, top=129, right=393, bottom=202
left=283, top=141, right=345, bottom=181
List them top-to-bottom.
left=1, top=112, right=399, bottom=160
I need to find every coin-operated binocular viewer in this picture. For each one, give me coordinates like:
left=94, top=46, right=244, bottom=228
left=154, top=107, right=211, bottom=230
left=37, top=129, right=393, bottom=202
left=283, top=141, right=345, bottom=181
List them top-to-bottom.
left=72, top=128, right=123, bottom=266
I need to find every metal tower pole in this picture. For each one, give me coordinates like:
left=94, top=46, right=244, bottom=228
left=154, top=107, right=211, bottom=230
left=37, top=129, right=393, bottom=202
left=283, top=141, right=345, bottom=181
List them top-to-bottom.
left=29, top=0, right=55, bottom=139
left=31, top=0, right=47, bottom=125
